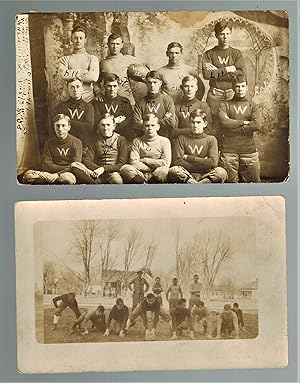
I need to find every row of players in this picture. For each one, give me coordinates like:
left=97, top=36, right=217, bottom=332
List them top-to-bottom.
left=22, top=20, right=261, bottom=183
left=22, top=72, right=260, bottom=184
left=51, top=291, right=246, bottom=341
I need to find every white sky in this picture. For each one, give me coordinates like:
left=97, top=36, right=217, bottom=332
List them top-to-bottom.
left=35, top=216, right=257, bottom=286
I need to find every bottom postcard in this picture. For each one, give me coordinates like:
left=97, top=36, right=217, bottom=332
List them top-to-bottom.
left=15, top=197, right=287, bottom=373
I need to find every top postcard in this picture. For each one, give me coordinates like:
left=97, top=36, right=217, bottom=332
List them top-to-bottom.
left=16, top=10, right=289, bottom=185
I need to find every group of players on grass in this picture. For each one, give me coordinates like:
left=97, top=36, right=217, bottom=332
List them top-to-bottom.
left=23, top=19, right=261, bottom=185
left=51, top=272, right=247, bottom=341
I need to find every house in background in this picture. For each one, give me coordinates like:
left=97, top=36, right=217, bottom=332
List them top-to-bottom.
left=210, top=278, right=258, bottom=301
left=238, top=279, right=258, bottom=300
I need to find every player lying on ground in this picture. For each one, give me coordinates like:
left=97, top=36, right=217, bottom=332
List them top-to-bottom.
left=51, top=292, right=81, bottom=330
left=125, top=293, right=170, bottom=340
left=104, top=298, right=129, bottom=338
left=170, top=298, right=195, bottom=340
left=70, top=305, right=106, bottom=335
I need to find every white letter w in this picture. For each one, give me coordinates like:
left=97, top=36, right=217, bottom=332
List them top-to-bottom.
left=218, top=56, right=229, bottom=65
left=147, top=103, right=161, bottom=113
left=233, top=105, right=248, bottom=115
left=68, top=108, right=84, bottom=120
left=188, top=145, right=203, bottom=155
left=57, top=147, right=70, bottom=156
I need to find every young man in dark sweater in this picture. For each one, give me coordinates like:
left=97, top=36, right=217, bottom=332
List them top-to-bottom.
left=202, top=20, right=247, bottom=137
left=133, top=71, right=176, bottom=138
left=93, top=73, right=134, bottom=141
left=218, top=74, right=261, bottom=183
left=173, top=75, right=212, bottom=138
left=56, top=78, right=94, bottom=152
left=168, top=109, right=227, bottom=184
left=71, top=113, right=128, bottom=184
left=22, top=114, right=82, bottom=184
left=52, top=292, right=81, bottom=330
left=104, top=298, right=129, bottom=338
left=170, top=298, right=195, bottom=340
left=232, top=302, right=247, bottom=332
left=71, top=305, right=106, bottom=335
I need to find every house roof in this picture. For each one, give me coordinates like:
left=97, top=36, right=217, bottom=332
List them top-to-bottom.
left=239, top=279, right=258, bottom=291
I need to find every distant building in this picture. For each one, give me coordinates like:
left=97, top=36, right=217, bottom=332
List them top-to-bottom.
left=210, top=279, right=258, bottom=301
left=239, top=279, right=258, bottom=300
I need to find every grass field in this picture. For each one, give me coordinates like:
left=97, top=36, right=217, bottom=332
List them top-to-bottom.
left=42, top=307, right=258, bottom=344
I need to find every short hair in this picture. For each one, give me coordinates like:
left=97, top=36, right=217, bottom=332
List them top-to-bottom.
left=214, top=20, right=233, bottom=35
left=71, top=24, right=87, bottom=37
left=108, top=33, right=123, bottom=43
left=167, top=41, right=183, bottom=53
left=146, top=70, right=162, bottom=81
left=103, top=73, right=120, bottom=84
left=232, top=74, right=248, bottom=87
left=182, top=75, right=197, bottom=85
left=66, top=78, right=83, bottom=86
left=189, top=109, right=207, bottom=122
left=97, top=113, right=115, bottom=124
left=142, top=113, right=159, bottom=124
left=53, top=114, right=71, bottom=124
left=137, top=270, right=143, bottom=274
left=193, top=274, right=199, bottom=278
left=155, top=276, right=160, bottom=280
left=173, top=277, right=178, bottom=281
left=146, top=293, right=155, bottom=300
left=116, top=298, right=124, bottom=305
left=178, top=298, right=186, bottom=305
left=199, top=300, right=205, bottom=307
left=233, top=302, right=239, bottom=308
left=224, top=304, right=232, bottom=310
left=97, top=305, right=105, bottom=312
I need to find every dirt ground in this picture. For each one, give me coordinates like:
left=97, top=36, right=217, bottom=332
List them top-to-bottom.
left=41, top=307, right=258, bottom=344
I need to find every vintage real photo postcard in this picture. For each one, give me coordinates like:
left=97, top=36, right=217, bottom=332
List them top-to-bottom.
left=16, top=10, right=289, bottom=185
left=15, top=197, right=287, bottom=373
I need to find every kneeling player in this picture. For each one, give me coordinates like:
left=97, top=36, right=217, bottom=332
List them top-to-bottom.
left=168, top=109, right=227, bottom=184
left=71, top=113, right=128, bottom=184
left=23, top=114, right=82, bottom=185
left=120, top=114, right=171, bottom=184
left=51, top=292, right=81, bottom=330
left=125, top=293, right=170, bottom=340
left=104, top=298, right=129, bottom=338
left=170, top=298, right=195, bottom=340
left=191, top=300, right=208, bottom=335
left=216, top=304, right=239, bottom=339
left=70, top=305, right=106, bottom=335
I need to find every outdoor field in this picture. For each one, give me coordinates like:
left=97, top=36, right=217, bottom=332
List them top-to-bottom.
left=42, top=306, right=258, bottom=344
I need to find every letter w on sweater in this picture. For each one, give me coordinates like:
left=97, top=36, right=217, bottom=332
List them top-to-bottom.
left=218, top=56, right=229, bottom=65
left=147, top=103, right=161, bottom=113
left=105, top=104, right=119, bottom=114
left=233, top=105, right=248, bottom=115
left=68, top=108, right=84, bottom=120
left=188, top=145, right=203, bottom=155
left=57, top=147, right=70, bottom=156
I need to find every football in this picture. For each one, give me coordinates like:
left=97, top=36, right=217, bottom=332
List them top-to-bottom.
left=127, top=63, right=149, bottom=82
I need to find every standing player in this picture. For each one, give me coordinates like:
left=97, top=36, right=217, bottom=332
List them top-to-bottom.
left=202, top=20, right=247, bottom=136
left=58, top=24, right=99, bottom=103
left=98, top=33, right=142, bottom=105
left=157, top=42, right=205, bottom=104
left=133, top=71, right=176, bottom=138
left=93, top=73, right=134, bottom=141
left=173, top=75, right=212, bottom=138
left=218, top=75, right=261, bottom=183
left=56, top=78, right=94, bottom=151
left=168, top=109, right=227, bottom=184
left=70, top=113, right=128, bottom=184
left=22, top=114, right=82, bottom=185
left=120, top=114, right=172, bottom=184
left=127, top=270, right=150, bottom=310
left=188, top=274, right=202, bottom=309
left=152, top=276, right=164, bottom=306
left=166, top=278, right=183, bottom=311
left=51, top=292, right=81, bottom=330
left=125, top=293, right=170, bottom=340
left=104, top=298, right=129, bottom=338
left=170, top=298, right=195, bottom=340
left=232, top=302, right=247, bottom=332
left=216, top=304, right=239, bottom=339
left=70, top=305, right=106, bottom=335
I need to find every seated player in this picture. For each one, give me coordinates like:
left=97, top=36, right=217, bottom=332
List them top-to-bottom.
left=58, top=24, right=99, bottom=103
left=157, top=42, right=205, bottom=104
left=133, top=71, right=176, bottom=138
left=93, top=73, right=134, bottom=141
left=218, top=74, right=261, bottom=183
left=173, top=75, right=212, bottom=139
left=56, top=78, right=94, bottom=152
left=168, top=109, right=227, bottom=184
left=71, top=113, right=128, bottom=184
left=22, top=114, right=82, bottom=185
left=120, top=114, right=171, bottom=184
left=152, top=276, right=163, bottom=306
left=166, top=278, right=183, bottom=311
left=51, top=292, right=81, bottom=330
left=125, top=293, right=170, bottom=340
left=104, top=298, right=129, bottom=338
left=170, top=298, right=195, bottom=340
left=191, top=300, right=209, bottom=335
left=232, top=302, right=247, bottom=332
left=215, top=304, right=239, bottom=339
left=70, top=305, right=106, bottom=335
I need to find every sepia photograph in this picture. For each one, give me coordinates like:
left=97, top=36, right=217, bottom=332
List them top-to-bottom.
left=16, top=10, right=289, bottom=185
left=15, top=197, right=287, bottom=373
